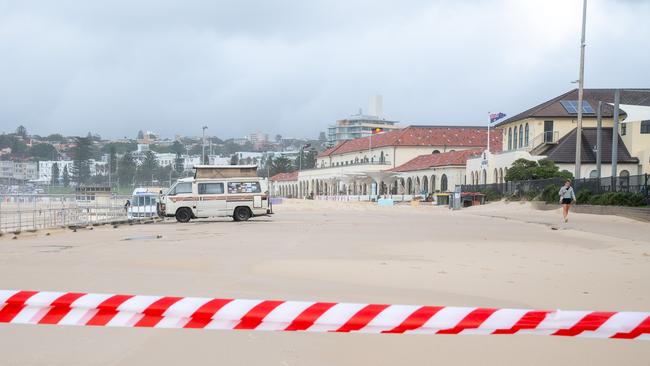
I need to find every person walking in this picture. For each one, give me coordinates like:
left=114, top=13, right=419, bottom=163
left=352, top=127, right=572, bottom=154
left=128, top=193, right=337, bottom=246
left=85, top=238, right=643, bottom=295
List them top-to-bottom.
left=558, top=180, right=576, bottom=222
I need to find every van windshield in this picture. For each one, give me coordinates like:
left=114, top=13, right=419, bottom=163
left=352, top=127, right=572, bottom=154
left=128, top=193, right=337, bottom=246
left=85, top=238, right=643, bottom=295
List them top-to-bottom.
left=168, top=182, right=192, bottom=195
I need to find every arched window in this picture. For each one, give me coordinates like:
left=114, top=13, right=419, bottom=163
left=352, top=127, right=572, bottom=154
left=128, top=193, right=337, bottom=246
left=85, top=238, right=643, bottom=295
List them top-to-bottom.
left=525, top=123, right=530, bottom=147
left=519, top=124, right=523, bottom=148
left=513, top=126, right=518, bottom=149
left=508, top=128, right=512, bottom=150
left=432, top=150, right=440, bottom=154
left=380, top=151, right=385, bottom=163
left=493, top=168, right=498, bottom=184
left=482, top=170, right=487, bottom=184
left=589, top=170, right=598, bottom=178
left=441, top=174, right=448, bottom=191
left=431, top=175, right=436, bottom=192
left=422, top=176, right=428, bottom=194
left=407, top=177, right=413, bottom=195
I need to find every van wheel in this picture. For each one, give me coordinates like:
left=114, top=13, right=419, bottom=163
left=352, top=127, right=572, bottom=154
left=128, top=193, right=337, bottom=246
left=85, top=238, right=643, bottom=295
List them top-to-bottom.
left=233, top=207, right=251, bottom=221
left=175, top=208, right=192, bottom=223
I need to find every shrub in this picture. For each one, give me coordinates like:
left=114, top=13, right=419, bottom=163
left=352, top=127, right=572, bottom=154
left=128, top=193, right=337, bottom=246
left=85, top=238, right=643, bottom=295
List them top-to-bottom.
left=542, top=184, right=561, bottom=203
left=576, top=188, right=592, bottom=203
left=480, top=189, right=502, bottom=202
left=523, top=189, right=541, bottom=201
left=587, top=192, right=647, bottom=207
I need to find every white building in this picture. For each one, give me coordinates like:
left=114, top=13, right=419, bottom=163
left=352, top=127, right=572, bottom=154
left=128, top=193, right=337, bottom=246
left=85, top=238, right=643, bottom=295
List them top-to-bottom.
left=327, top=96, right=401, bottom=147
left=272, top=125, right=500, bottom=197
left=155, top=153, right=177, bottom=168
left=182, top=155, right=202, bottom=171
left=0, top=161, right=38, bottom=182
left=38, top=161, right=74, bottom=182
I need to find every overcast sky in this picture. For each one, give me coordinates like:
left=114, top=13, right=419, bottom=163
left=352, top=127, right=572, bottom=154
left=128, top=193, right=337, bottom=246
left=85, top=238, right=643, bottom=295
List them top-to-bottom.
left=1, top=0, right=649, bottom=140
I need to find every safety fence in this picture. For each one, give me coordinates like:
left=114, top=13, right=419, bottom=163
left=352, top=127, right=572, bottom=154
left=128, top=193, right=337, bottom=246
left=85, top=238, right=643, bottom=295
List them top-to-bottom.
left=0, top=194, right=131, bottom=233
left=314, top=195, right=420, bottom=202
left=1, top=289, right=648, bottom=340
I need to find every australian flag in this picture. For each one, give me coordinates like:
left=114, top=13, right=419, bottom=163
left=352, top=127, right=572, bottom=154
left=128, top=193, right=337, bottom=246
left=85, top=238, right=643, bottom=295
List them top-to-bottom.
left=489, top=112, right=506, bottom=123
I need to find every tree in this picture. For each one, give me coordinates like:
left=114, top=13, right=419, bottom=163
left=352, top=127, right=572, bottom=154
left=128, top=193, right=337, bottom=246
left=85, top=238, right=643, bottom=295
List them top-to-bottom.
left=15, top=125, right=27, bottom=139
left=44, top=133, right=66, bottom=143
left=70, top=137, right=94, bottom=185
left=171, top=140, right=185, bottom=155
left=29, top=143, right=58, bottom=161
left=109, top=146, right=118, bottom=174
left=294, top=149, right=316, bottom=170
left=136, top=151, right=159, bottom=184
left=118, top=152, right=137, bottom=187
left=174, top=154, right=184, bottom=174
left=230, top=154, right=239, bottom=165
left=269, top=156, right=293, bottom=176
left=505, top=158, right=573, bottom=182
left=51, top=163, right=60, bottom=185
left=62, top=165, right=70, bottom=187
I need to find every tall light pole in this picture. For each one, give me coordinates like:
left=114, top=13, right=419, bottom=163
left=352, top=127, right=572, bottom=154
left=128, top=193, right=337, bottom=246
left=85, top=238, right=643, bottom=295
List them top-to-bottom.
left=574, top=0, right=588, bottom=179
left=201, top=126, right=208, bottom=165
left=299, top=143, right=311, bottom=171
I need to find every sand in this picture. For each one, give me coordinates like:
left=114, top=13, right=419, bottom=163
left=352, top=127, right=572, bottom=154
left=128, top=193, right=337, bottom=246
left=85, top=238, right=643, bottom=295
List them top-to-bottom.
left=0, top=199, right=648, bottom=365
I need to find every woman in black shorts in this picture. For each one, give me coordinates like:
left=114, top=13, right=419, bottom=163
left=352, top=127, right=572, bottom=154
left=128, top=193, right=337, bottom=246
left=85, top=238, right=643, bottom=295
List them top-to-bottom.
left=558, top=180, right=576, bottom=222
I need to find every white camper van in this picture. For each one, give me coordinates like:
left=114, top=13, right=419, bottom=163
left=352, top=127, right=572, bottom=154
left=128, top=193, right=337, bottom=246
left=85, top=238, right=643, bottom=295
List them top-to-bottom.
left=157, top=165, right=272, bottom=222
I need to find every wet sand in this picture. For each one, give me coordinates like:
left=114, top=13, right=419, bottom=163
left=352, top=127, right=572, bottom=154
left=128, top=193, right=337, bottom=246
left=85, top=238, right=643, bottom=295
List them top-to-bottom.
left=0, top=199, right=649, bottom=365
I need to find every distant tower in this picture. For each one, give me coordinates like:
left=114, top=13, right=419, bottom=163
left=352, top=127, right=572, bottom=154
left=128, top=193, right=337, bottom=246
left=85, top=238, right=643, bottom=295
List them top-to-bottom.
left=368, top=95, right=383, bottom=118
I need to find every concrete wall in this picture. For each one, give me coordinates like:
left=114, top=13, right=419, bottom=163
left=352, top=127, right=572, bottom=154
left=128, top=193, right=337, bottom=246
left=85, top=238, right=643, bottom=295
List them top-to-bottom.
left=532, top=202, right=650, bottom=222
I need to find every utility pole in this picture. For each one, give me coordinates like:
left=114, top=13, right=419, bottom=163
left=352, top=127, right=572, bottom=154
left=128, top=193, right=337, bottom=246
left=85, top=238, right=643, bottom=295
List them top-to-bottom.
left=574, top=0, right=588, bottom=179
left=612, top=89, right=620, bottom=177
left=596, top=101, right=602, bottom=178
left=201, top=126, right=208, bottom=165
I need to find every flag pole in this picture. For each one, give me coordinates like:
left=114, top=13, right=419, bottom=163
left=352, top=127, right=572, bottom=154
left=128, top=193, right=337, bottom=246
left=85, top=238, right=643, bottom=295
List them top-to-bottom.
left=487, top=112, right=491, bottom=153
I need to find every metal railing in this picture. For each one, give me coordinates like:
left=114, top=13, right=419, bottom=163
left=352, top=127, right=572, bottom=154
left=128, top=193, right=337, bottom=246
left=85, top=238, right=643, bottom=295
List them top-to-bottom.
left=316, top=160, right=392, bottom=169
left=460, top=173, right=649, bottom=200
left=0, top=194, right=133, bottom=234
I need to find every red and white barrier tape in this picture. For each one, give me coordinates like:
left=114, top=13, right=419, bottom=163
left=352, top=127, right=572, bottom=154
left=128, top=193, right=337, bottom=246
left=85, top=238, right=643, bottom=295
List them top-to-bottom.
left=1, top=290, right=648, bottom=339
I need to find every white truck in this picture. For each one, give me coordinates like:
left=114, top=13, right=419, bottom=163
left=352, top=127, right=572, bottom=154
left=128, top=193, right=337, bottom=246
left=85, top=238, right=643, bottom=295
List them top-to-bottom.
left=157, top=165, right=272, bottom=222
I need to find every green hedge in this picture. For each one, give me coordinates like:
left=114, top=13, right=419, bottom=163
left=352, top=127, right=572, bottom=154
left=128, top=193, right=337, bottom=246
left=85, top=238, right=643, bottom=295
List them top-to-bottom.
left=587, top=192, right=647, bottom=207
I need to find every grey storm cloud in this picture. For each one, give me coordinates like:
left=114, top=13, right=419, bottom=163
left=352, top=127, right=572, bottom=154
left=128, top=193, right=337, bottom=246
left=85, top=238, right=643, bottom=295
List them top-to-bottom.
left=1, top=0, right=649, bottom=139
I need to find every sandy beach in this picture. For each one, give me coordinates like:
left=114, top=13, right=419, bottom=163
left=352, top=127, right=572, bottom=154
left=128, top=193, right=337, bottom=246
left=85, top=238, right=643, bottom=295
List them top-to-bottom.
left=0, top=199, right=648, bottom=365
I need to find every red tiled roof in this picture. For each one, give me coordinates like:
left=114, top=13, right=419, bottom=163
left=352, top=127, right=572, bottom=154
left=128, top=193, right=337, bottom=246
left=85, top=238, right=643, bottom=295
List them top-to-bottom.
left=318, top=126, right=502, bottom=157
left=390, top=149, right=484, bottom=172
left=269, top=171, right=298, bottom=182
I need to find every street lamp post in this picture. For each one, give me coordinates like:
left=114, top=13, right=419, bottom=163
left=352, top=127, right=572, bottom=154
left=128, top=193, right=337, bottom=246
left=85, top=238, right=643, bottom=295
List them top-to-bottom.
left=574, top=0, right=588, bottom=179
left=201, top=126, right=208, bottom=165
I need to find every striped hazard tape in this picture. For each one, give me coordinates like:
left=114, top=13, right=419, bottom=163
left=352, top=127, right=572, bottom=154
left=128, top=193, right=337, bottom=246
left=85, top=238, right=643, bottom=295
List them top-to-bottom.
left=0, top=290, right=648, bottom=339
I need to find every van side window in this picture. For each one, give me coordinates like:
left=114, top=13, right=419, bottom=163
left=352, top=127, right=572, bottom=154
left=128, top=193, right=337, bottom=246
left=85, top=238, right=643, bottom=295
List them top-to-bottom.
left=170, top=182, right=192, bottom=195
left=228, top=182, right=261, bottom=194
left=199, top=183, right=224, bottom=194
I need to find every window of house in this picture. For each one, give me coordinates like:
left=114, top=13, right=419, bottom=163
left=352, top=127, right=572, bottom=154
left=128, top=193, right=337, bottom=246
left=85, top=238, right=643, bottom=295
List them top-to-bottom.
left=641, top=120, right=650, bottom=134
left=525, top=123, right=530, bottom=146
left=621, top=123, right=626, bottom=136
left=519, top=124, right=523, bottom=148
left=513, top=126, right=518, bottom=149
left=508, top=128, right=512, bottom=150
left=198, top=182, right=224, bottom=194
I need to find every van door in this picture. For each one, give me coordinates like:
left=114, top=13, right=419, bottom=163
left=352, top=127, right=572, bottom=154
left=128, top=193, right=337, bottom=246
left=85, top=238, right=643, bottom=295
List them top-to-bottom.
left=197, top=182, right=227, bottom=217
